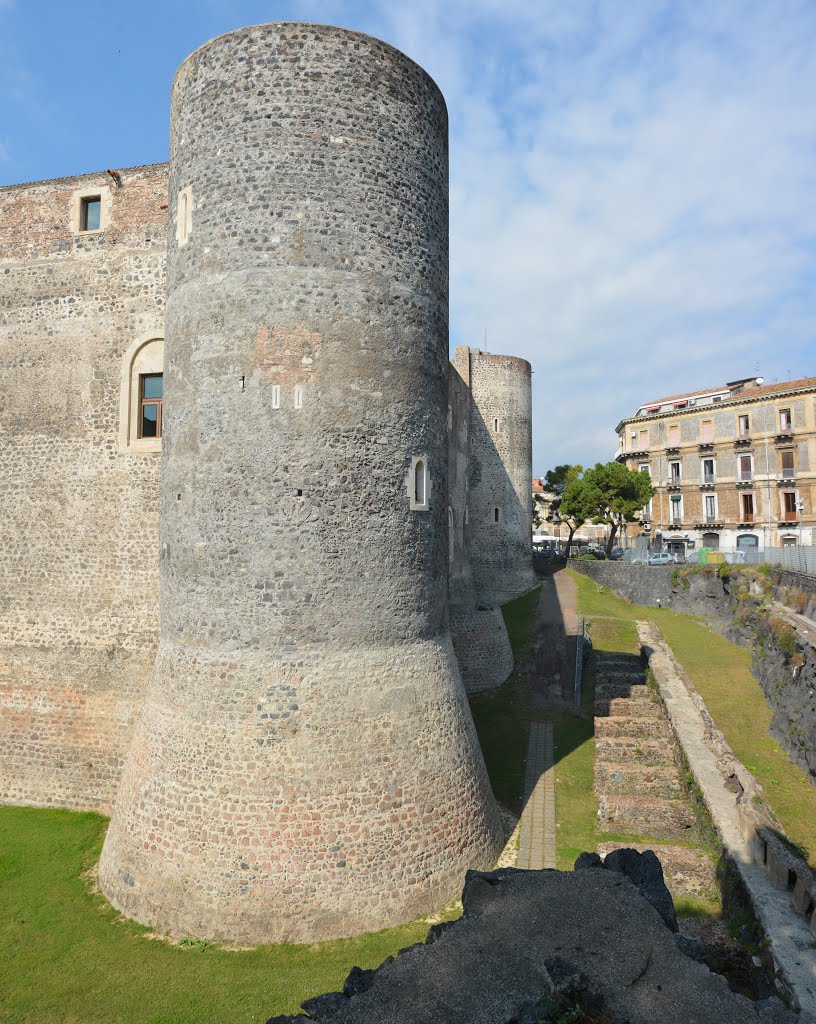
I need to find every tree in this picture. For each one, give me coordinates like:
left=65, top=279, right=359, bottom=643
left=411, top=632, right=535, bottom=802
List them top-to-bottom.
left=582, top=461, right=654, bottom=557
left=540, top=464, right=589, bottom=559
left=559, top=475, right=599, bottom=559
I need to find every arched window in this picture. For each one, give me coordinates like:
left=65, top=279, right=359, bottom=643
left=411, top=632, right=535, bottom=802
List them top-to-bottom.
left=176, top=186, right=193, bottom=245
left=119, top=333, right=164, bottom=453
left=408, top=456, right=430, bottom=511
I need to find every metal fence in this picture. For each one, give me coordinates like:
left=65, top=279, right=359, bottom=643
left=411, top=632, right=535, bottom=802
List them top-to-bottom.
left=621, top=543, right=816, bottom=575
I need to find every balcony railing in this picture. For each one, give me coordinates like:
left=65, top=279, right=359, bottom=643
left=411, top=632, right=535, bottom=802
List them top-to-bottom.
left=780, top=468, right=796, bottom=480
left=738, top=470, right=753, bottom=482
left=702, top=473, right=716, bottom=484
left=703, top=513, right=719, bottom=523
left=670, top=516, right=682, bottom=526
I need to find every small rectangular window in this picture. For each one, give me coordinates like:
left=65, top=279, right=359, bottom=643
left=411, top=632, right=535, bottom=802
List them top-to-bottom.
left=81, top=197, right=101, bottom=232
left=139, top=373, right=163, bottom=439
left=271, top=385, right=280, bottom=410
left=294, top=385, right=303, bottom=410
left=779, top=408, right=792, bottom=430
left=738, top=414, right=750, bottom=436
left=700, top=420, right=713, bottom=442
left=668, top=425, right=680, bottom=445
left=669, top=461, right=681, bottom=482
left=783, top=491, right=798, bottom=516
left=494, top=508, right=500, bottom=523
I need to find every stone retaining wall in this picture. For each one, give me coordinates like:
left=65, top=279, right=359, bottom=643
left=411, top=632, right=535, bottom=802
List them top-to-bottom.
left=569, top=559, right=674, bottom=606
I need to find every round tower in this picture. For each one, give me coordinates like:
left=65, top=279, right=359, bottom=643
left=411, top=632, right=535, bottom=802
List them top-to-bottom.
left=98, top=23, right=502, bottom=945
left=466, top=349, right=536, bottom=605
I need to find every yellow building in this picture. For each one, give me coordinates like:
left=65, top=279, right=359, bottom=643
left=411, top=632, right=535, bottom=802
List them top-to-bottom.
left=615, top=375, right=816, bottom=557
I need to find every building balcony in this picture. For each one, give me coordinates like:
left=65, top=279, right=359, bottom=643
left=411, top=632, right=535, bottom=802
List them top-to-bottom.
left=775, top=428, right=794, bottom=442
left=735, top=434, right=752, bottom=446
left=698, top=441, right=714, bottom=450
left=664, top=445, right=680, bottom=454
left=778, top=468, right=796, bottom=481
left=735, top=472, right=753, bottom=486
left=700, top=473, right=716, bottom=487
left=667, top=481, right=682, bottom=491
left=738, top=513, right=755, bottom=524
left=668, top=516, right=683, bottom=529
left=695, top=518, right=723, bottom=529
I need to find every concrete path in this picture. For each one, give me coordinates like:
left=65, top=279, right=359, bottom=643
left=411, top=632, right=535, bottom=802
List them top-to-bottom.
left=638, top=620, right=816, bottom=1021
left=518, top=722, right=556, bottom=870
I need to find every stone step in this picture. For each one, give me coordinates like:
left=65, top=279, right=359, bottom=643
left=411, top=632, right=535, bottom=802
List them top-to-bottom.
left=594, top=654, right=643, bottom=668
left=595, top=670, right=645, bottom=685
left=595, top=682, right=649, bottom=702
left=594, top=695, right=664, bottom=719
left=594, top=717, right=673, bottom=741
left=595, top=737, right=675, bottom=767
left=595, top=762, right=685, bottom=799
left=597, top=795, right=697, bottom=840
left=596, top=842, right=718, bottom=902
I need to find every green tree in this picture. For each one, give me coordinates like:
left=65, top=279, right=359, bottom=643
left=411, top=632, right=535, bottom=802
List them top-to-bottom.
left=582, top=461, right=654, bottom=556
left=541, top=464, right=590, bottom=559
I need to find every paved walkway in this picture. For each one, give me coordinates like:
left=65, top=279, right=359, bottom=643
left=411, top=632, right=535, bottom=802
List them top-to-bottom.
left=518, top=721, right=556, bottom=869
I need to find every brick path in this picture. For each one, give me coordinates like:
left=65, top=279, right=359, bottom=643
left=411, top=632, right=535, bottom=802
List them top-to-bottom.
left=518, top=721, right=556, bottom=869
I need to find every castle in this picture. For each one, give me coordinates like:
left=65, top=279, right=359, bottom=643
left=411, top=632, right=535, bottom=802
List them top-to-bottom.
left=0, top=23, right=535, bottom=943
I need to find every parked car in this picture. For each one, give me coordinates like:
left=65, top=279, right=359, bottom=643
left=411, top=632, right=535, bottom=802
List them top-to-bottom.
left=608, top=548, right=624, bottom=560
left=670, top=551, right=686, bottom=564
left=647, top=552, right=673, bottom=566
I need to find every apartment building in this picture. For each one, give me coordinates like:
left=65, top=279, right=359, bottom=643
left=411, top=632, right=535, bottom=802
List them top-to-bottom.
left=615, top=375, right=816, bottom=556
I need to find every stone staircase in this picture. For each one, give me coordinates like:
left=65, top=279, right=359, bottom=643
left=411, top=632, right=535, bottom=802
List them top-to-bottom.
left=592, top=651, right=717, bottom=902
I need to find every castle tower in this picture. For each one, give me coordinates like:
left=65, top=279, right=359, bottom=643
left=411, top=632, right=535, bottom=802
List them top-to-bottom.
left=98, top=23, right=502, bottom=945
left=462, top=347, right=536, bottom=606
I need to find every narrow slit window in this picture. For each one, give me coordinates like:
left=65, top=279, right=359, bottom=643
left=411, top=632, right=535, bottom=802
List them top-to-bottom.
left=180, top=191, right=189, bottom=243
left=81, top=196, right=101, bottom=232
left=139, top=373, right=163, bottom=439
left=271, top=385, right=281, bottom=410
left=294, top=385, right=303, bottom=410
left=494, top=418, right=499, bottom=432
left=414, top=460, right=426, bottom=505
left=494, top=507, right=500, bottom=523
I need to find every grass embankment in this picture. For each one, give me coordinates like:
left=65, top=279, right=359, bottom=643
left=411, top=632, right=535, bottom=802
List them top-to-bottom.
left=568, top=568, right=816, bottom=868
left=0, top=809, right=455, bottom=1024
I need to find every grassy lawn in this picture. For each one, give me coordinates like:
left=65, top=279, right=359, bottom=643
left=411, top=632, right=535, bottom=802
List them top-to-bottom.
left=568, top=567, right=816, bottom=868
left=0, top=807, right=455, bottom=1024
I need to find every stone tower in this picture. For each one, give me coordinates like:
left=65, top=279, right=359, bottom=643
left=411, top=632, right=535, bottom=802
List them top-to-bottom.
left=97, top=23, right=502, bottom=945
left=462, top=347, right=537, bottom=606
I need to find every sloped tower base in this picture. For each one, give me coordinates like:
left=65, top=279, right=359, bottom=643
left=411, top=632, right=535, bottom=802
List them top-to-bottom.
left=450, top=607, right=514, bottom=693
left=99, top=636, right=500, bottom=943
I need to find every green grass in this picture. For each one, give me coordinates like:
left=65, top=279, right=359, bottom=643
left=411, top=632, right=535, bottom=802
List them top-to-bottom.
left=568, top=568, right=816, bottom=868
left=0, top=807, right=455, bottom=1024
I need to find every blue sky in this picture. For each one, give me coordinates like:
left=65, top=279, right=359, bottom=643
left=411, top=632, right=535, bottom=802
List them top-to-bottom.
left=2, top=0, right=815, bottom=471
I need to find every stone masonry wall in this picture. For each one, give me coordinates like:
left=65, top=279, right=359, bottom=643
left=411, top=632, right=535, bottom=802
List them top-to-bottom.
left=98, top=24, right=503, bottom=945
left=0, top=164, right=168, bottom=811
left=466, top=348, right=536, bottom=605
left=569, top=559, right=675, bottom=607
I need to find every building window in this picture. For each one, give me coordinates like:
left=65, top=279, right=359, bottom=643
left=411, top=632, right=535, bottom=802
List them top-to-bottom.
left=80, top=196, right=101, bottom=232
left=119, top=333, right=164, bottom=454
left=139, top=374, right=163, bottom=439
left=271, top=385, right=281, bottom=410
left=294, top=385, right=303, bottom=410
left=779, top=408, right=793, bottom=431
left=738, top=414, right=750, bottom=436
left=494, top=418, right=499, bottom=432
left=700, top=420, right=713, bottom=443
left=668, top=424, right=680, bottom=445
left=638, top=428, right=649, bottom=449
left=779, top=449, right=795, bottom=480
left=738, top=453, right=753, bottom=481
left=408, top=456, right=430, bottom=511
left=701, top=457, right=715, bottom=483
left=669, top=460, right=682, bottom=482
left=638, top=462, right=650, bottom=476
left=782, top=491, right=798, bottom=519
left=704, top=493, right=717, bottom=520
left=741, top=493, right=755, bottom=522
left=670, top=494, right=682, bottom=524
left=494, top=507, right=500, bottom=523
left=702, top=532, right=720, bottom=550
left=737, top=534, right=758, bottom=552
left=782, top=535, right=798, bottom=547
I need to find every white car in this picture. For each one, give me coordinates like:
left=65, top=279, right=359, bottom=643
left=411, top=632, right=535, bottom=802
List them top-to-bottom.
left=647, top=552, right=673, bottom=566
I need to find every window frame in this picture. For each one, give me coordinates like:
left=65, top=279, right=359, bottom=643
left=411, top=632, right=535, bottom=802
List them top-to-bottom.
left=118, top=333, right=164, bottom=454
left=138, top=373, right=163, bottom=440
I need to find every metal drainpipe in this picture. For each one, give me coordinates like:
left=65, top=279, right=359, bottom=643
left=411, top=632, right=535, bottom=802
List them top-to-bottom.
left=763, top=403, right=773, bottom=558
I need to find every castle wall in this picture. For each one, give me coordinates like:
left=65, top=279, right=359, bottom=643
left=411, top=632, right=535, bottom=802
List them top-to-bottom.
left=98, top=23, right=503, bottom=945
left=0, top=165, right=168, bottom=811
left=464, top=347, right=537, bottom=605
left=447, top=350, right=514, bottom=692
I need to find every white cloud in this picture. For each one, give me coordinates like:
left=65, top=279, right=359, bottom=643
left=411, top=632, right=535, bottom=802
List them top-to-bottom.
left=331, top=0, right=816, bottom=469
